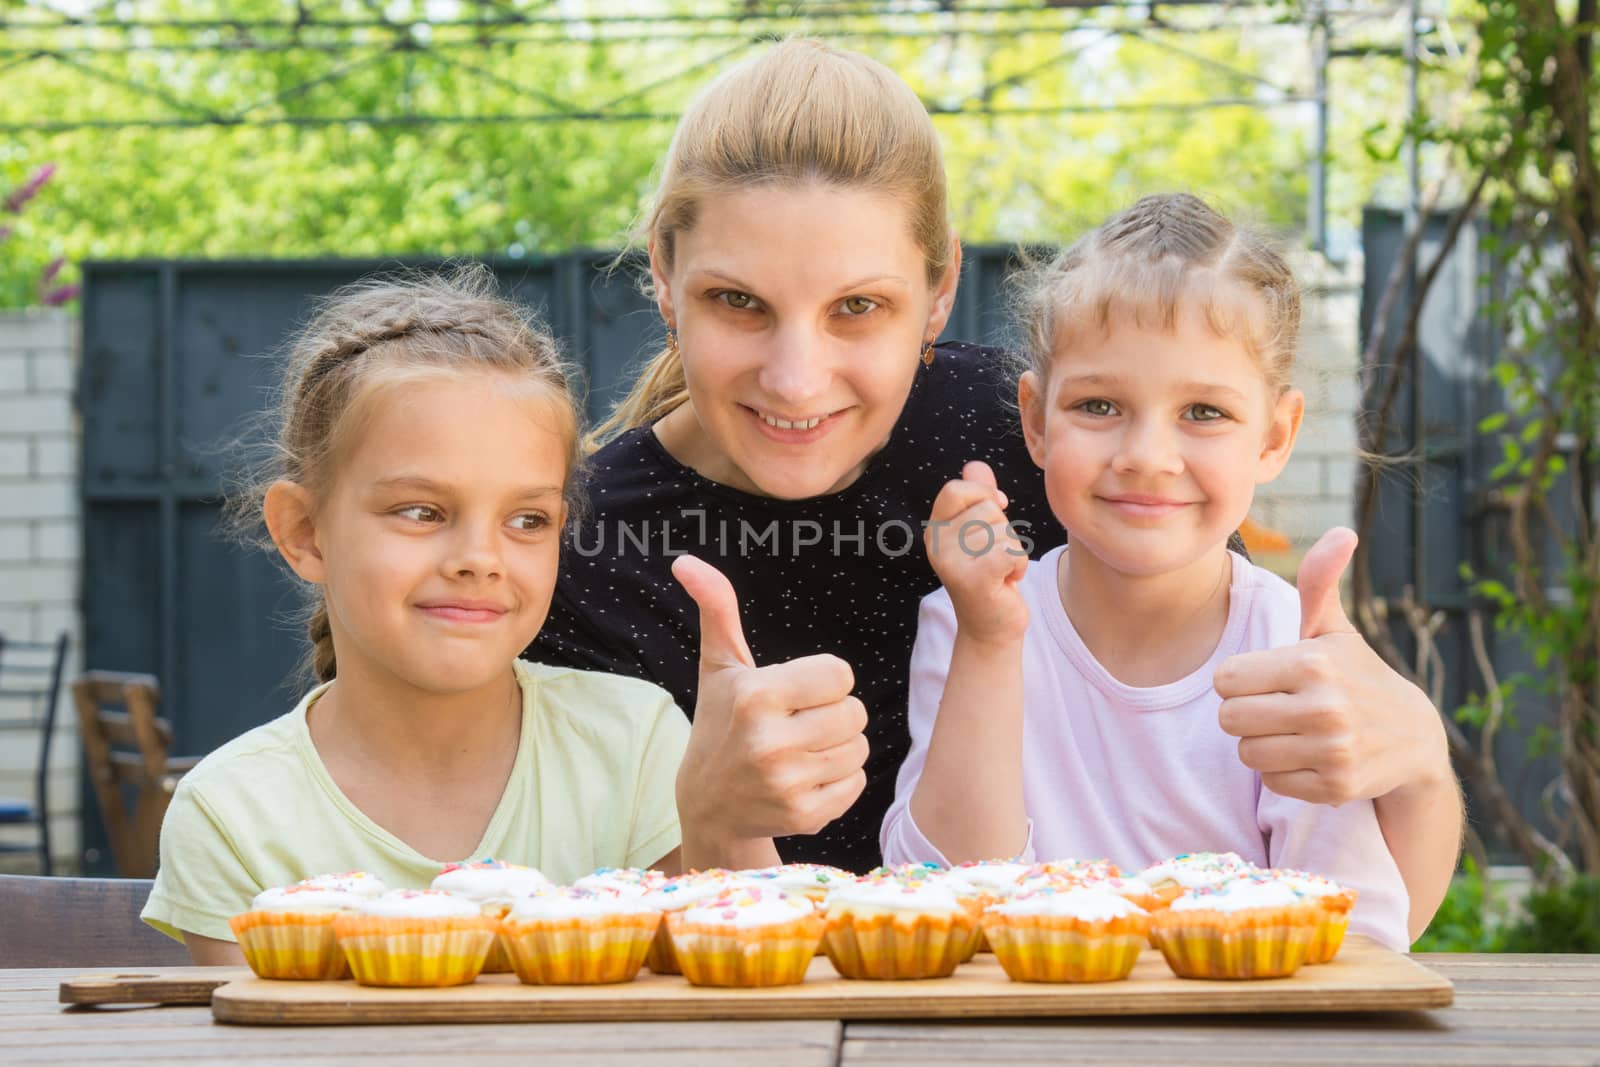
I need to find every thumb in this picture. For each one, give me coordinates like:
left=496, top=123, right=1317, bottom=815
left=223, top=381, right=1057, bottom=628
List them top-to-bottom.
left=961, top=460, right=1007, bottom=508
left=1297, top=526, right=1360, bottom=640
left=671, top=554, right=756, bottom=673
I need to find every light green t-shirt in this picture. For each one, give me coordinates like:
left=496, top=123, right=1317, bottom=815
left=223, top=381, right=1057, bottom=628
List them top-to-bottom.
left=142, top=659, right=689, bottom=943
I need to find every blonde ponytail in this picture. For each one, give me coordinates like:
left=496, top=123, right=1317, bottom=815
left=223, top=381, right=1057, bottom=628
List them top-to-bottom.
left=584, top=343, right=688, bottom=453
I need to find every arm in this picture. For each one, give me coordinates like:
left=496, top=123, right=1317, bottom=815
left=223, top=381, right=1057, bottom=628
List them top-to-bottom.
left=899, top=462, right=1032, bottom=863
left=1374, top=721, right=1464, bottom=942
left=184, top=932, right=247, bottom=966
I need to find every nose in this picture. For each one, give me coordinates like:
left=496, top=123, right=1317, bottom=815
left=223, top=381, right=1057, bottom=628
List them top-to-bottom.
left=756, top=323, right=832, bottom=410
left=1112, top=416, right=1185, bottom=477
left=441, top=517, right=503, bottom=581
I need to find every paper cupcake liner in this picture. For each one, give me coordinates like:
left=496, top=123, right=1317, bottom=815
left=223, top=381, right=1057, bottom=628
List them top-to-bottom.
left=1150, top=904, right=1320, bottom=979
left=822, top=908, right=979, bottom=980
left=229, top=910, right=349, bottom=981
left=1306, top=910, right=1352, bottom=964
left=666, top=912, right=824, bottom=987
left=981, top=912, right=1151, bottom=983
left=500, top=913, right=660, bottom=985
left=332, top=914, right=496, bottom=987
left=644, top=923, right=681, bottom=975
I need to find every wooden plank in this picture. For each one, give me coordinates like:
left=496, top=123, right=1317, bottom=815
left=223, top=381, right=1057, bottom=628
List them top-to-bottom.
left=207, top=939, right=1450, bottom=1026
left=59, top=967, right=244, bottom=1006
left=838, top=1037, right=1600, bottom=1066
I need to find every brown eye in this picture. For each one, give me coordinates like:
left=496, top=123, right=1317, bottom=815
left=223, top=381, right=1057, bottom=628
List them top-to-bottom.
left=719, top=291, right=753, bottom=309
left=841, top=296, right=877, bottom=316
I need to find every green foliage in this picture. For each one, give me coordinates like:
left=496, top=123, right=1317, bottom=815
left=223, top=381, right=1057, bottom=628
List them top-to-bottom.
left=1412, top=861, right=1500, bottom=953
left=1497, top=877, right=1600, bottom=953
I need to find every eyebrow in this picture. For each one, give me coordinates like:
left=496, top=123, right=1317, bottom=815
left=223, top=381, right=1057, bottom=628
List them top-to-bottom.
left=696, top=269, right=912, bottom=292
left=1055, top=375, right=1252, bottom=406
left=369, top=476, right=563, bottom=499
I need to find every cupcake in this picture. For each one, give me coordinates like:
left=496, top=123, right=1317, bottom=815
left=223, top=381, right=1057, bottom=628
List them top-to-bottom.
left=1138, top=852, right=1258, bottom=906
left=1014, top=858, right=1125, bottom=896
left=430, top=859, right=552, bottom=973
left=937, top=860, right=1033, bottom=953
left=739, top=863, right=855, bottom=905
left=572, top=866, right=669, bottom=897
left=1268, top=869, right=1359, bottom=964
left=295, top=870, right=389, bottom=899
left=640, top=870, right=751, bottom=974
left=821, top=874, right=980, bottom=979
left=1149, top=879, right=1322, bottom=980
left=229, top=880, right=378, bottom=980
left=982, top=883, right=1153, bottom=983
left=666, top=886, right=824, bottom=987
left=499, top=887, right=662, bottom=985
left=333, top=889, right=498, bottom=987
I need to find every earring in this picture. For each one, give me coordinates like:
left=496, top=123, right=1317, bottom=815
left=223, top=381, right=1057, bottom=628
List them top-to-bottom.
left=666, top=328, right=680, bottom=357
left=920, top=342, right=935, bottom=367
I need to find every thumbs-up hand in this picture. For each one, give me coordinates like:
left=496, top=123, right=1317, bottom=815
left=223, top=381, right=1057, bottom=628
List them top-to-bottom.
left=925, top=461, right=1030, bottom=644
left=1215, top=527, right=1446, bottom=806
left=669, top=555, right=869, bottom=860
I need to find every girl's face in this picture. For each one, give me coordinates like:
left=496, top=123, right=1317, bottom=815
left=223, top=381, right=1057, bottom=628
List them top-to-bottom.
left=652, top=183, right=959, bottom=499
left=1020, top=306, right=1303, bottom=580
left=286, top=375, right=569, bottom=696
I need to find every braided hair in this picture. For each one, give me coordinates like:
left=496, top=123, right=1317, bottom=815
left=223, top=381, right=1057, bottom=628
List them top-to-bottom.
left=227, top=264, right=583, bottom=684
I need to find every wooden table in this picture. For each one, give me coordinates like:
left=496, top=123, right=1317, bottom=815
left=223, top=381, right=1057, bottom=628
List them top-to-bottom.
left=6, top=956, right=1598, bottom=1066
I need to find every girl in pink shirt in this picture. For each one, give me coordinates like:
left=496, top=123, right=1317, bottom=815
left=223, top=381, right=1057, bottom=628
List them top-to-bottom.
left=880, top=194, right=1411, bottom=949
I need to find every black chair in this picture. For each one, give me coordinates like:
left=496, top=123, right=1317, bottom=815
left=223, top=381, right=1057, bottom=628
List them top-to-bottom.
left=0, top=633, right=70, bottom=876
left=0, top=873, right=190, bottom=967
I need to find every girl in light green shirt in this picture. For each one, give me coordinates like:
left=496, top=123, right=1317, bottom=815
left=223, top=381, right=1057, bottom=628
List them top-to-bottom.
left=143, top=269, right=693, bottom=962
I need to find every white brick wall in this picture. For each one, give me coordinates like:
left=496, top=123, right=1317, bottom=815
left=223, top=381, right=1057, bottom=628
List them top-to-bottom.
left=1250, top=252, right=1363, bottom=564
left=0, top=309, right=82, bottom=872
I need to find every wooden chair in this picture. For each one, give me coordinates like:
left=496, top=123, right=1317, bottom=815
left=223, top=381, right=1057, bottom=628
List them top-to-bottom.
left=0, top=633, right=70, bottom=876
left=71, top=672, right=201, bottom=878
left=0, top=873, right=190, bottom=967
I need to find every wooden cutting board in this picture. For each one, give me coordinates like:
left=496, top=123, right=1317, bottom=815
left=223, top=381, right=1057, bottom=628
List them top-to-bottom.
left=199, top=937, right=1451, bottom=1025
left=60, top=967, right=248, bottom=1006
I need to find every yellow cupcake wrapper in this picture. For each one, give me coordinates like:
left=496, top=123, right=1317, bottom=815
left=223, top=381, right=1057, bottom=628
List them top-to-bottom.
left=1150, top=903, right=1321, bottom=979
left=822, top=908, right=979, bottom=980
left=229, top=910, right=349, bottom=981
left=665, top=911, right=824, bottom=988
left=500, top=913, right=660, bottom=985
left=331, top=914, right=496, bottom=987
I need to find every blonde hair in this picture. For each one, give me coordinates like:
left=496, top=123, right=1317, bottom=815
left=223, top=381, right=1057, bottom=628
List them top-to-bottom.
left=588, top=38, right=953, bottom=449
left=1013, top=193, right=1301, bottom=400
left=228, top=264, right=583, bottom=684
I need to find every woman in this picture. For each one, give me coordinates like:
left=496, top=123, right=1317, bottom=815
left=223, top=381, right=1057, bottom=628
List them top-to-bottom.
left=529, top=39, right=1460, bottom=940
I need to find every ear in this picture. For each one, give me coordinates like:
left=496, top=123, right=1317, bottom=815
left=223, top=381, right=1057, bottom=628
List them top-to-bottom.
left=922, top=232, right=963, bottom=343
left=648, top=239, right=677, bottom=330
left=1017, top=370, right=1048, bottom=470
left=1255, top=387, right=1305, bottom=483
left=264, top=480, right=327, bottom=585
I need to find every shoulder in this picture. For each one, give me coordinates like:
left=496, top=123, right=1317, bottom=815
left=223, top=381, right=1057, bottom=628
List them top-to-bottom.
left=914, top=341, right=1023, bottom=414
left=578, top=427, right=680, bottom=499
left=515, top=660, right=684, bottom=735
left=175, top=701, right=312, bottom=800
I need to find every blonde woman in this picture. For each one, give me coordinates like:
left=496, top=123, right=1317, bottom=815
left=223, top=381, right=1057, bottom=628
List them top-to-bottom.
left=527, top=40, right=1460, bottom=941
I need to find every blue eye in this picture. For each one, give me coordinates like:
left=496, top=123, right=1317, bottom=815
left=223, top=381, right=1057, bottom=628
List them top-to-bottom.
left=1077, top=399, right=1116, bottom=417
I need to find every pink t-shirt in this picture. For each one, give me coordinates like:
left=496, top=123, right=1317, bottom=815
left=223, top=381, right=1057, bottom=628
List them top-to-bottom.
left=880, top=545, right=1411, bottom=950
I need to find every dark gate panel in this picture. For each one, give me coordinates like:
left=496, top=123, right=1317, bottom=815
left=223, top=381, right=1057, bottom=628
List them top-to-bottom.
left=76, top=250, right=1019, bottom=871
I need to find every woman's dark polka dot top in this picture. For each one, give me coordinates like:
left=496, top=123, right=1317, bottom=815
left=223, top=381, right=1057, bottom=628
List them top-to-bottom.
left=525, top=342, right=1062, bottom=874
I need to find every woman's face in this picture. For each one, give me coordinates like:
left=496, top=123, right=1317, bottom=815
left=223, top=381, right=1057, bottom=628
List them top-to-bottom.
left=653, top=183, right=959, bottom=500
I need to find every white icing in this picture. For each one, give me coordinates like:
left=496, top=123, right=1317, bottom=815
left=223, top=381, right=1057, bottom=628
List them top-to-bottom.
left=1141, top=853, right=1256, bottom=889
left=939, top=862, right=1032, bottom=894
left=430, top=864, right=551, bottom=901
left=740, top=865, right=854, bottom=894
left=572, top=868, right=665, bottom=897
left=1271, top=870, right=1345, bottom=898
left=296, top=871, right=388, bottom=898
left=643, top=875, right=750, bottom=912
left=826, top=879, right=965, bottom=915
left=1170, top=880, right=1307, bottom=913
left=249, top=885, right=364, bottom=913
left=989, top=885, right=1147, bottom=922
left=509, top=888, right=659, bottom=922
left=357, top=889, right=486, bottom=920
left=677, top=889, right=815, bottom=929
